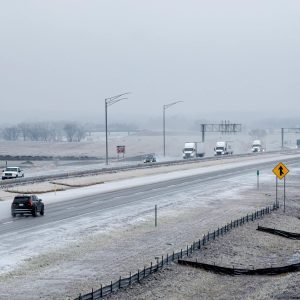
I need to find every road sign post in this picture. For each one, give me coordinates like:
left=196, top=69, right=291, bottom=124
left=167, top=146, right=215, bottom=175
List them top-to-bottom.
left=272, top=162, right=289, bottom=211
left=257, top=170, right=259, bottom=190
left=275, top=177, right=278, bottom=208
left=284, top=177, right=286, bottom=213
left=155, top=205, right=157, bottom=227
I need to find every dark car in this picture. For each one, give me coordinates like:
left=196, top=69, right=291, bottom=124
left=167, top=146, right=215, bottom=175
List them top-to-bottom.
left=144, top=154, right=157, bottom=163
left=11, top=195, right=44, bottom=217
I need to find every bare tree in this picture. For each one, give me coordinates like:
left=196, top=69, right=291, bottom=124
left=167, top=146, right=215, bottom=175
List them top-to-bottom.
left=18, top=122, right=30, bottom=141
left=48, top=122, right=64, bottom=142
left=64, top=123, right=79, bottom=142
left=74, top=125, right=86, bottom=142
left=2, top=127, right=19, bottom=141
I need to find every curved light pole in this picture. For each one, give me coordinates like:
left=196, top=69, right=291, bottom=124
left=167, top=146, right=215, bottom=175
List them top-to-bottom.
left=105, top=92, right=130, bottom=165
left=163, top=100, right=183, bottom=157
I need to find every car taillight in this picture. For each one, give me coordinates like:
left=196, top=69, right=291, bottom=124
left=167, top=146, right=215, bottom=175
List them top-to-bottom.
left=28, top=200, right=33, bottom=207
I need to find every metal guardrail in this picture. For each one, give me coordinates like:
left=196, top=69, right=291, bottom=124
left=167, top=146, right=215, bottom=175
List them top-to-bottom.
left=2, top=150, right=298, bottom=189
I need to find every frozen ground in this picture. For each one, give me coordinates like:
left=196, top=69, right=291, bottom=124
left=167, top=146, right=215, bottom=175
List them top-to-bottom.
left=0, top=130, right=298, bottom=161
left=0, top=130, right=298, bottom=180
left=0, top=132, right=299, bottom=299
left=0, top=151, right=299, bottom=299
left=108, top=176, right=300, bottom=300
left=108, top=199, right=300, bottom=300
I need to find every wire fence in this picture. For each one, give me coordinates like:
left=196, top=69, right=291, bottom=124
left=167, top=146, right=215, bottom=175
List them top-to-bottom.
left=74, top=204, right=276, bottom=300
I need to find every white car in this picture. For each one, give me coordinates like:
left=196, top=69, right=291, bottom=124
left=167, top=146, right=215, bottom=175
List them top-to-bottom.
left=2, top=167, right=24, bottom=180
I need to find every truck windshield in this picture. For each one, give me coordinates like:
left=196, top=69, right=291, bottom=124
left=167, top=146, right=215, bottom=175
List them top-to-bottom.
left=253, top=144, right=261, bottom=147
left=216, top=147, right=224, bottom=150
left=184, top=148, right=194, bottom=151
left=5, top=167, right=18, bottom=171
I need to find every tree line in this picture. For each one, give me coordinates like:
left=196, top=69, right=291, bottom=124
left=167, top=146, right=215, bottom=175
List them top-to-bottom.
left=0, top=122, right=139, bottom=142
left=1, top=122, right=86, bottom=142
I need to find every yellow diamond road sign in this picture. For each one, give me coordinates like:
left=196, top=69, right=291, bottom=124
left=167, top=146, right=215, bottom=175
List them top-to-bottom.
left=272, top=162, right=289, bottom=180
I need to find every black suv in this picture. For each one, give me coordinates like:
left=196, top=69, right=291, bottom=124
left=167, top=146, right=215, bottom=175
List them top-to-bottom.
left=11, top=195, right=45, bottom=217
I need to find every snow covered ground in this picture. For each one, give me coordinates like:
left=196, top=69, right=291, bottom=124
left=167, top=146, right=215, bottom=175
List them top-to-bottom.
left=0, top=130, right=298, bottom=161
left=0, top=151, right=299, bottom=299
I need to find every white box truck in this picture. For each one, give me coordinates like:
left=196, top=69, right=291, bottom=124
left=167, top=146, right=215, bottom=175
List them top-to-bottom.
left=214, top=141, right=233, bottom=156
left=182, top=142, right=205, bottom=159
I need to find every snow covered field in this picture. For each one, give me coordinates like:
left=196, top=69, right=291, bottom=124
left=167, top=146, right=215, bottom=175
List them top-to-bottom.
left=0, top=130, right=298, bottom=161
left=0, top=130, right=298, bottom=181
left=0, top=134, right=299, bottom=299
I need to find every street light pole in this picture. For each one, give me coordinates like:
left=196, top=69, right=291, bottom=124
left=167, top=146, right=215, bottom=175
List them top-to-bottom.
left=105, top=92, right=130, bottom=165
left=105, top=99, right=109, bottom=165
left=163, top=101, right=183, bottom=157
left=163, top=106, right=166, bottom=156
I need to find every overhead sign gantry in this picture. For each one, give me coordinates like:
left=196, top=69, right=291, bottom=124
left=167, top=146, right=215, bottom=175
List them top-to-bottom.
left=200, top=121, right=242, bottom=142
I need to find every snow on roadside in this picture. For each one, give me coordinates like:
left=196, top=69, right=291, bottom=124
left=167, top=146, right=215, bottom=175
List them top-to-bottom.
left=0, top=154, right=299, bottom=299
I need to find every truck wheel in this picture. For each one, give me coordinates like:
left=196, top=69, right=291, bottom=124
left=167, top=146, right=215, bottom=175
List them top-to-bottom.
left=40, top=206, right=44, bottom=216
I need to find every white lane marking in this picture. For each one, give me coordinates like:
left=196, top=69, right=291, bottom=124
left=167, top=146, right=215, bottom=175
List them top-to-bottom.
left=2, top=221, right=13, bottom=225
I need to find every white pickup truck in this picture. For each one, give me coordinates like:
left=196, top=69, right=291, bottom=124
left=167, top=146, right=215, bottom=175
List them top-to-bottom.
left=2, top=167, right=24, bottom=180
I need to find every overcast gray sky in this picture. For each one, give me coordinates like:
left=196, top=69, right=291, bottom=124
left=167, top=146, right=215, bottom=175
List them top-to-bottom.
left=1, top=0, right=299, bottom=124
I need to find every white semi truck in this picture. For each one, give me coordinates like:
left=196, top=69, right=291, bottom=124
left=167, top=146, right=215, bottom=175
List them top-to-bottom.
left=251, top=140, right=264, bottom=152
left=214, top=141, right=233, bottom=156
left=182, top=142, right=205, bottom=159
